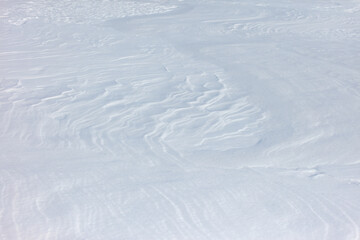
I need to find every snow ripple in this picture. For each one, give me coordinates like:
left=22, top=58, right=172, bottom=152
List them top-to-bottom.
left=1, top=0, right=177, bottom=25
left=1, top=0, right=360, bottom=239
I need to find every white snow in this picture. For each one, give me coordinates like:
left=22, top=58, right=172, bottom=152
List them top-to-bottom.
left=1, top=0, right=360, bottom=239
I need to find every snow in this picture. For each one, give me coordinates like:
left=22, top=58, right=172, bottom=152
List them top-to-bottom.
left=1, top=0, right=360, bottom=239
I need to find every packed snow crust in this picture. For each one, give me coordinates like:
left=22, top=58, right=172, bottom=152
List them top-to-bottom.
left=1, top=0, right=360, bottom=239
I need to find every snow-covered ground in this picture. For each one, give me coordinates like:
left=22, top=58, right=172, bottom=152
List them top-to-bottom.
left=1, top=0, right=360, bottom=239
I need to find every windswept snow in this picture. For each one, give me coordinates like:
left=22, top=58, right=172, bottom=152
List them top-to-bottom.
left=1, top=0, right=360, bottom=239
left=1, top=0, right=177, bottom=25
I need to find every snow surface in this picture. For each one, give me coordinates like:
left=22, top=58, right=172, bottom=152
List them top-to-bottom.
left=1, top=0, right=360, bottom=239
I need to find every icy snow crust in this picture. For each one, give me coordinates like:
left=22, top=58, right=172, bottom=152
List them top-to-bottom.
left=1, top=0, right=360, bottom=239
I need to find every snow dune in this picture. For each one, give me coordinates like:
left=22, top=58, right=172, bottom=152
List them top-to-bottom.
left=1, top=0, right=360, bottom=239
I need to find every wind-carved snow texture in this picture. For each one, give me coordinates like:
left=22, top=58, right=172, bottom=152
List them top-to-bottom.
left=1, top=0, right=360, bottom=239
left=1, top=0, right=177, bottom=25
